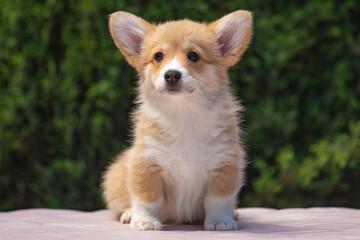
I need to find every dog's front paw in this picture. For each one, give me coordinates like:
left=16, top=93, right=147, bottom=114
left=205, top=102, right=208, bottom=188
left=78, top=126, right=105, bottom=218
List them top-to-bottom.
left=120, top=209, right=132, bottom=224
left=204, top=215, right=238, bottom=231
left=130, top=220, right=163, bottom=231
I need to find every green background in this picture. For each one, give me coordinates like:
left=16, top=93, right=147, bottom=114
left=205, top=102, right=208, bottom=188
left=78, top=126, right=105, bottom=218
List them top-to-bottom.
left=0, top=0, right=359, bottom=211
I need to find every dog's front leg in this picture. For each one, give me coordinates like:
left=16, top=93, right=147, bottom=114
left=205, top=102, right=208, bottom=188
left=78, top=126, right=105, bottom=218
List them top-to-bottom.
left=128, top=158, right=164, bottom=231
left=204, top=163, right=241, bottom=231
left=131, top=196, right=164, bottom=231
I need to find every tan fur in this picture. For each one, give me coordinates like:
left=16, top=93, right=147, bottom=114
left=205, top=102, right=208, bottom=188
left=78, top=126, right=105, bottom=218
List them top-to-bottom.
left=102, top=10, right=253, bottom=227
left=128, top=116, right=165, bottom=203
left=102, top=151, right=131, bottom=220
left=128, top=154, right=164, bottom=203
left=209, top=162, right=241, bottom=197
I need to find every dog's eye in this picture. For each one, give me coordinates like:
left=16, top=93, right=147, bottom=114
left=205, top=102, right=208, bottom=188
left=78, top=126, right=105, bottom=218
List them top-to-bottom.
left=188, top=51, right=200, bottom=62
left=154, top=52, right=164, bottom=62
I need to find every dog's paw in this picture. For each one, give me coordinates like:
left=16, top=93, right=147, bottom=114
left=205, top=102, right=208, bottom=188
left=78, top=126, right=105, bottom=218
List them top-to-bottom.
left=120, top=209, right=132, bottom=224
left=233, top=210, right=240, bottom=220
left=204, top=215, right=238, bottom=231
left=131, top=220, right=163, bottom=231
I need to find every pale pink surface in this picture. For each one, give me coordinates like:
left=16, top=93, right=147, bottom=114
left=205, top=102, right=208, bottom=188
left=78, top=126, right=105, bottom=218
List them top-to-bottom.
left=1, top=208, right=359, bottom=239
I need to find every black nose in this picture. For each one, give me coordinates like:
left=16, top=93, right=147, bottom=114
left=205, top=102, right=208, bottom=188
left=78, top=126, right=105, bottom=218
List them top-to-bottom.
left=164, top=70, right=181, bottom=84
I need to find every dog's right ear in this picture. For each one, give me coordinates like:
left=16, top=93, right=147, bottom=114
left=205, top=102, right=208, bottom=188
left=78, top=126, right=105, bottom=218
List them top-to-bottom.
left=109, top=11, right=153, bottom=70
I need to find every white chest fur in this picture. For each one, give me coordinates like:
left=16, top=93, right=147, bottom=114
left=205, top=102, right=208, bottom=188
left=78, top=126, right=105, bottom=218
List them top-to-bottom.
left=140, top=100, right=236, bottom=223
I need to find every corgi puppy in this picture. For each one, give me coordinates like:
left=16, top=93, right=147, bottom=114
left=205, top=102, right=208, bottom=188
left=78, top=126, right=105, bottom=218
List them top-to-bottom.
left=102, top=10, right=253, bottom=231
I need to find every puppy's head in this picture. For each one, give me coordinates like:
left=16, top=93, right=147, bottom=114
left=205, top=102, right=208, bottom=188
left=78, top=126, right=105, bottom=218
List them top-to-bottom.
left=109, top=11, right=252, bottom=102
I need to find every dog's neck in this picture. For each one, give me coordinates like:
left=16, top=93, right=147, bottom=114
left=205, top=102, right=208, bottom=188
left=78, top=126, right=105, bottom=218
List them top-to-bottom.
left=139, top=90, right=238, bottom=140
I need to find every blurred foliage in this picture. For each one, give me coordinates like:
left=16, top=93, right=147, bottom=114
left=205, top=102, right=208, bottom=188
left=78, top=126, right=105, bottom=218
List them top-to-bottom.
left=0, top=0, right=359, bottom=210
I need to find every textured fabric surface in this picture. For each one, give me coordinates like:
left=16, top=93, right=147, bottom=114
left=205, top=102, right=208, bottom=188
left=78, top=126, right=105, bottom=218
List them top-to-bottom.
left=1, top=208, right=359, bottom=239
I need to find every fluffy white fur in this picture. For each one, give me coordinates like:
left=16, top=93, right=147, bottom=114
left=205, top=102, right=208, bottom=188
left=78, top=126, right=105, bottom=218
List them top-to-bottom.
left=138, top=99, right=241, bottom=224
left=130, top=196, right=163, bottom=230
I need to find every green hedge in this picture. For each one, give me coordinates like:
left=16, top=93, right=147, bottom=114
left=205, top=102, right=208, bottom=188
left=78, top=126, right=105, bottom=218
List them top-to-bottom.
left=0, top=0, right=359, bottom=210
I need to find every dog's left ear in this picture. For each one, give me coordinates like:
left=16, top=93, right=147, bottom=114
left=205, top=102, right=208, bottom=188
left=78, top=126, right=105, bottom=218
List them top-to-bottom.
left=209, top=10, right=253, bottom=67
left=109, top=11, right=154, bottom=71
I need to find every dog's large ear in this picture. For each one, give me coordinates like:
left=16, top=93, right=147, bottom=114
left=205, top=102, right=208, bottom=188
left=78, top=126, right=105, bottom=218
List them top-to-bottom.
left=209, top=10, right=253, bottom=67
left=109, top=11, right=154, bottom=70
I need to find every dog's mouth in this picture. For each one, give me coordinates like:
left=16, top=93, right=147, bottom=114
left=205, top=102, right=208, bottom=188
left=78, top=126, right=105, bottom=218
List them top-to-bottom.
left=159, top=84, right=195, bottom=95
left=165, top=85, right=182, bottom=94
